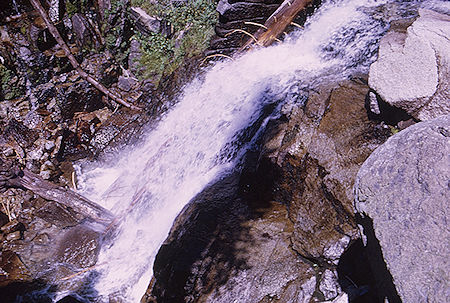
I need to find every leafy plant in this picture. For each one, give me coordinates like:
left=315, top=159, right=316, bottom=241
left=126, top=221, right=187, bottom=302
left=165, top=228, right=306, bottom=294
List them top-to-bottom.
left=130, top=0, right=218, bottom=85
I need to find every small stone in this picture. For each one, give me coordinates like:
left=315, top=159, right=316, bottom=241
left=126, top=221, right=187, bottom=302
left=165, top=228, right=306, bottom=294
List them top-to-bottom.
left=118, top=76, right=136, bottom=92
left=44, top=140, right=56, bottom=152
left=2, top=147, right=15, bottom=157
left=27, top=147, right=44, bottom=161
left=41, top=160, right=55, bottom=170
left=39, top=170, right=51, bottom=180
left=1, top=219, right=21, bottom=234
left=6, top=231, right=21, bottom=241
left=34, top=233, right=50, bottom=245
left=319, top=269, right=341, bottom=301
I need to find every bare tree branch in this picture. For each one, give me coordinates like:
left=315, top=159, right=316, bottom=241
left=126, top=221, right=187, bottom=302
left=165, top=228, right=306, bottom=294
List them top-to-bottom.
left=29, top=0, right=142, bottom=111
left=241, top=0, right=313, bottom=49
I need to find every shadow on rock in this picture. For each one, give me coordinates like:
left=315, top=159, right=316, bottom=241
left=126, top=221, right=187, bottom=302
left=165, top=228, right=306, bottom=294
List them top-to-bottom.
left=148, top=172, right=258, bottom=302
left=352, top=214, right=402, bottom=303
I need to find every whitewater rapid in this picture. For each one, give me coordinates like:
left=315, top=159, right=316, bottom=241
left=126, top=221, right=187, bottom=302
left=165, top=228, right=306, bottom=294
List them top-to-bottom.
left=75, top=0, right=403, bottom=301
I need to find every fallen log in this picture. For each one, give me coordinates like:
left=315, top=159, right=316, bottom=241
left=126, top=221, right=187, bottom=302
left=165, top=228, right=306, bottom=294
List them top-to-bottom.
left=28, top=0, right=142, bottom=111
left=241, top=0, right=313, bottom=49
left=1, top=159, right=113, bottom=224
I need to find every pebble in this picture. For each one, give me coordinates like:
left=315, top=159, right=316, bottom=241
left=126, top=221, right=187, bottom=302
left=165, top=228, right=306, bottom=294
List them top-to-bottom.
left=44, top=141, right=56, bottom=152
left=6, top=231, right=22, bottom=241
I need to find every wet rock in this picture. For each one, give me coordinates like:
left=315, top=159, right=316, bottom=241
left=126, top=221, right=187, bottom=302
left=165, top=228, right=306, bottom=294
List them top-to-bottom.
left=208, top=0, right=283, bottom=54
left=217, top=0, right=281, bottom=23
left=130, top=7, right=171, bottom=36
left=369, top=9, right=450, bottom=120
left=71, top=13, right=93, bottom=47
left=147, top=78, right=392, bottom=303
left=261, top=79, right=391, bottom=260
left=58, top=81, right=104, bottom=121
left=354, top=115, right=450, bottom=303
left=2, top=119, right=39, bottom=149
left=57, top=129, right=92, bottom=161
left=148, top=174, right=316, bottom=303
left=35, top=201, right=81, bottom=228
left=0, top=212, right=9, bottom=228
left=0, top=219, right=25, bottom=234
left=56, top=225, right=101, bottom=269
left=6, top=230, right=22, bottom=241
left=0, top=250, right=32, bottom=287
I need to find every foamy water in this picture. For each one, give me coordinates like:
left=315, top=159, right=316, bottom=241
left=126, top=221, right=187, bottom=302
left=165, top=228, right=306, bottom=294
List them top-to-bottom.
left=74, top=0, right=399, bottom=301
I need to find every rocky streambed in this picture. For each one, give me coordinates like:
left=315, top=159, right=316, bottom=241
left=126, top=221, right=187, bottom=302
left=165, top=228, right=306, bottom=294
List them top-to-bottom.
left=0, top=0, right=449, bottom=303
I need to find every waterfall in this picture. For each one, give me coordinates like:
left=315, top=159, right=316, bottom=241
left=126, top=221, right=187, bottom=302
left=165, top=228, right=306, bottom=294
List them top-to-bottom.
left=75, top=0, right=396, bottom=301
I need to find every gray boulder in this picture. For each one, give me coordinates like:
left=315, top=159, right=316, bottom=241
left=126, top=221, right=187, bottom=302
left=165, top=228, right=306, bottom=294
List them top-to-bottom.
left=368, top=9, right=450, bottom=121
left=354, top=114, right=450, bottom=302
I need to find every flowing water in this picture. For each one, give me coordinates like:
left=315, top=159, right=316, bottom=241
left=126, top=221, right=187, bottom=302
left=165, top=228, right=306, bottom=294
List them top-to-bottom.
left=72, top=0, right=430, bottom=301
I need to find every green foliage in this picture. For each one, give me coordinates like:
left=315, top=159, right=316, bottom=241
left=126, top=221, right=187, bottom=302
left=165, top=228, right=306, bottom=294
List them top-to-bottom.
left=65, top=0, right=91, bottom=17
left=130, top=0, right=218, bottom=84
left=0, top=64, right=22, bottom=100
left=0, top=64, right=12, bottom=90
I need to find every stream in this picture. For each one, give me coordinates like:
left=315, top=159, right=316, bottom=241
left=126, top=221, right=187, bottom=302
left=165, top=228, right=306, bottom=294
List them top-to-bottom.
left=72, top=0, right=422, bottom=301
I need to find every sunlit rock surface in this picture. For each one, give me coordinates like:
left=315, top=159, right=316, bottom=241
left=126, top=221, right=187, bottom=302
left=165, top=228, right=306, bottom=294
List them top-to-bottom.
left=369, top=8, right=450, bottom=120
left=355, top=115, right=450, bottom=303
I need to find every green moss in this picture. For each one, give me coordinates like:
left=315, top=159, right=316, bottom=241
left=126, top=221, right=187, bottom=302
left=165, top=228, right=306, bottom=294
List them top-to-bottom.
left=131, top=0, right=218, bottom=85
left=65, top=1, right=78, bottom=17
left=0, top=64, right=23, bottom=100
left=389, top=125, right=400, bottom=135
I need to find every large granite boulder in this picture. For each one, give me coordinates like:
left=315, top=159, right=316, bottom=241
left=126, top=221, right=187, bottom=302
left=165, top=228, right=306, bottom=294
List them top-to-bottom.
left=368, top=9, right=450, bottom=121
left=354, top=115, right=450, bottom=302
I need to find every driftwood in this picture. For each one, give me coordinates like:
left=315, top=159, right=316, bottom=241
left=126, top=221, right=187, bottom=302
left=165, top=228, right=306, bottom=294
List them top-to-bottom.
left=28, top=0, right=142, bottom=111
left=241, top=0, right=313, bottom=49
left=1, top=159, right=113, bottom=224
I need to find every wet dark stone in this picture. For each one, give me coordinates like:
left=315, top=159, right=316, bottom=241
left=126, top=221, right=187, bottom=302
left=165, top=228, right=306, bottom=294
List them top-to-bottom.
left=37, top=29, right=57, bottom=52
left=59, top=83, right=104, bottom=121
left=36, top=85, right=57, bottom=106
left=3, top=119, right=39, bottom=148
left=57, top=129, right=92, bottom=162
left=35, top=201, right=80, bottom=228
left=0, top=212, right=9, bottom=228
left=56, top=225, right=101, bottom=269
left=0, top=250, right=32, bottom=287
left=0, top=281, right=56, bottom=303
left=56, top=295, right=85, bottom=303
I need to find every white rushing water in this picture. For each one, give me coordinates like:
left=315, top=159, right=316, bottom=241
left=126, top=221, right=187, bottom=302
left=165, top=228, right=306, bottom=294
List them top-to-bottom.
left=76, top=0, right=398, bottom=301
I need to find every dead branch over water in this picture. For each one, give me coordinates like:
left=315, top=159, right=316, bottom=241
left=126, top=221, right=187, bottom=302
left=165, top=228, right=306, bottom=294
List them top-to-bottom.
left=242, top=0, right=313, bottom=49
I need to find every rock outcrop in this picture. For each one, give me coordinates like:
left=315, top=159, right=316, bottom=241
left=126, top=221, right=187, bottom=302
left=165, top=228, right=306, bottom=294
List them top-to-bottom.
left=368, top=9, right=450, bottom=121
left=145, top=77, right=394, bottom=303
left=354, top=115, right=450, bottom=303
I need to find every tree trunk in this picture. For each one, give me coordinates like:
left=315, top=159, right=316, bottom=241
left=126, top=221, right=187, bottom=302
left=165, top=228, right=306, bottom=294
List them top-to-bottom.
left=241, top=0, right=313, bottom=49
left=1, top=158, right=113, bottom=224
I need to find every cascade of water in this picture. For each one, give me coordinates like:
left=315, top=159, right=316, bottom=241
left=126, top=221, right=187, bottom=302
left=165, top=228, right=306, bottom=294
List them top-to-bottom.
left=75, top=0, right=398, bottom=301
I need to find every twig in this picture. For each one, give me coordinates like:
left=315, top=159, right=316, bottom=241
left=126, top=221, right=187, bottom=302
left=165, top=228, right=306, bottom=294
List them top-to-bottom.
left=28, top=0, right=142, bottom=111
left=244, top=21, right=268, bottom=30
left=290, top=21, right=304, bottom=29
left=225, top=29, right=260, bottom=44
left=200, top=54, right=234, bottom=65
left=1, top=199, right=12, bottom=221
left=59, top=264, right=97, bottom=281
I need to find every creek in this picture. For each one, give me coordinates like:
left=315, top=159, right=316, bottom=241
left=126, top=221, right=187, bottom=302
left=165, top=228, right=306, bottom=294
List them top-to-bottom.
left=75, top=0, right=403, bottom=301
